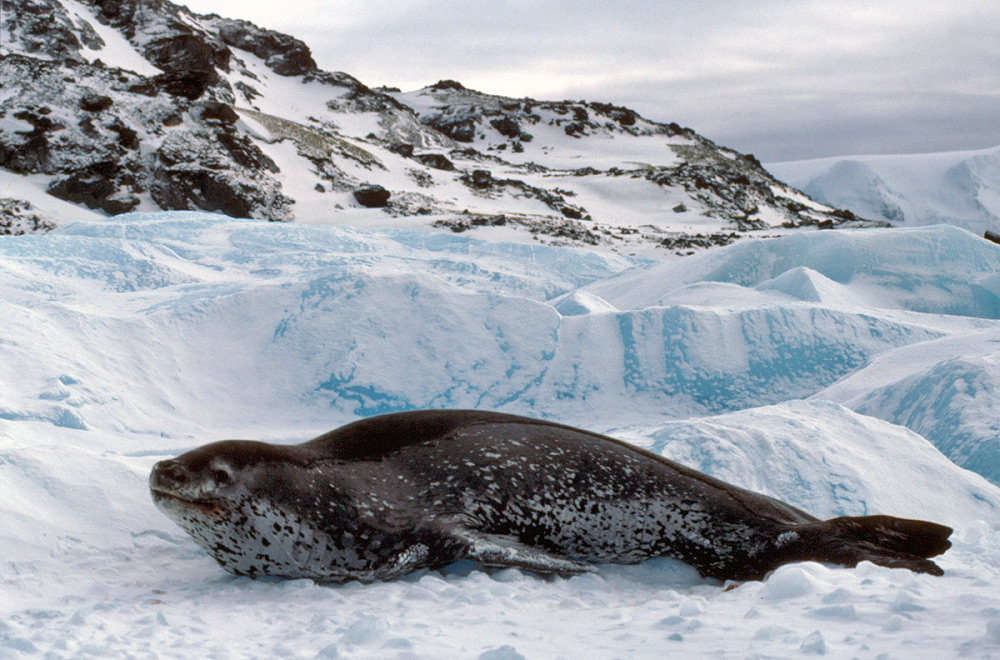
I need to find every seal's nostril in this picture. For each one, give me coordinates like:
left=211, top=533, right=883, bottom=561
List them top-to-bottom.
left=151, top=459, right=187, bottom=487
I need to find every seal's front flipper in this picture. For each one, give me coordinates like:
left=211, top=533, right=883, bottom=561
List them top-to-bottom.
left=451, top=528, right=594, bottom=576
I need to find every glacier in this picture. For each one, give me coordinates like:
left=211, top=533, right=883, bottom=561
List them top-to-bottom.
left=2, top=212, right=1000, bottom=658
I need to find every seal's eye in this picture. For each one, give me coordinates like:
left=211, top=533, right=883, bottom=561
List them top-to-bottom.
left=212, top=469, right=231, bottom=486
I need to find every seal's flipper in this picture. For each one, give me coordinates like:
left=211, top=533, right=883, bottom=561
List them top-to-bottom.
left=796, top=515, right=953, bottom=576
left=451, top=528, right=594, bottom=575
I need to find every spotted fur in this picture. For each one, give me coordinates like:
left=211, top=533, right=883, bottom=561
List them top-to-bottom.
left=150, top=409, right=952, bottom=582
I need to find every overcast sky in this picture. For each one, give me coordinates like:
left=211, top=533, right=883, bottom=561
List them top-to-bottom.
left=181, top=0, right=1000, bottom=162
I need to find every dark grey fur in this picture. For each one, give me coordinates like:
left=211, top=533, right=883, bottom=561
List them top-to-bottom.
left=150, top=409, right=952, bottom=582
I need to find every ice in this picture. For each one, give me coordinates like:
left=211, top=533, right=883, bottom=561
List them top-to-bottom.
left=2, top=211, right=1000, bottom=658
left=584, top=223, right=1000, bottom=318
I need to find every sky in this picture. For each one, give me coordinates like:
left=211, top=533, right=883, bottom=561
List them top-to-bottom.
left=179, top=0, right=1000, bottom=162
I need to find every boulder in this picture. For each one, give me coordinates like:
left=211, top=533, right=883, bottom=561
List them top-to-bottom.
left=414, top=153, right=454, bottom=171
left=353, top=185, right=391, bottom=208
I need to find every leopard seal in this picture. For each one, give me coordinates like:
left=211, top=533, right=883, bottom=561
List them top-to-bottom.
left=149, top=409, right=952, bottom=582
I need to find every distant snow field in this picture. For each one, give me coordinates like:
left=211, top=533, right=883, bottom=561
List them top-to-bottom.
left=769, top=145, right=1000, bottom=235
left=2, top=212, right=1000, bottom=659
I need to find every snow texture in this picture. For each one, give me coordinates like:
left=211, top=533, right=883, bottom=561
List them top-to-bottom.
left=2, top=212, right=1000, bottom=659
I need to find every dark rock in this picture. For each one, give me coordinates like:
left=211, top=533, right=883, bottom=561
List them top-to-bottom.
left=7, top=0, right=97, bottom=61
left=85, top=0, right=140, bottom=36
left=217, top=18, right=317, bottom=76
left=143, top=34, right=231, bottom=73
left=149, top=69, right=220, bottom=100
left=126, top=77, right=161, bottom=97
left=430, top=80, right=466, bottom=91
left=235, top=81, right=261, bottom=103
left=80, top=93, right=114, bottom=112
left=196, top=101, right=239, bottom=125
left=589, top=102, right=637, bottom=126
left=13, top=109, right=64, bottom=134
left=78, top=117, right=100, bottom=137
left=490, top=117, right=521, bottom=139
left=431, top=118, right=476, bottom=142
left=564, top=122, right=587, bottom=137
left=108, top=123, right=140, bottom=150
left=0, top=131, right=52, bottom=173
left=216, top=131, right=279, bottom=173
left=151, top=132, right=292, bottom=220
left=389, top=143, right=415, bottom=157
left=414, top=153, right=454, bottom=171
left=47, top=161, right=140, bottom=215
left=152, top=169, right=253, bottom=217
left=468, top=169, right=494, bottom=189
left=315, top=183, right=326, bottom=193
left=353, top=185, right=391, bottom=208
left=672, top=204, right=687, bottom=213
left=559, top=205, right=584, bottom=220
left=985, top=230, right=1000, bottom=245
left=660, top=233, right=740, bottom=251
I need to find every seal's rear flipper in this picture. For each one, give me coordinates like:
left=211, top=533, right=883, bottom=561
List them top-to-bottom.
left=799, top=515, right=953, bottom=576
left=451, top=528, right=594, bottom=575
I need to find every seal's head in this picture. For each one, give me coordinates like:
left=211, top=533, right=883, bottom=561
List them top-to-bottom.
left=150, top=440, right=318, bottom=577
left=150, top=442, right=249, bottom=520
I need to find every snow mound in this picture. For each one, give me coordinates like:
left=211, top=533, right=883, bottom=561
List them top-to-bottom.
left=585, top=224, right=1000, bottom=318
left=818, top=330, right=1000, bottom=483
left=618, top=399, right=999, bottom=526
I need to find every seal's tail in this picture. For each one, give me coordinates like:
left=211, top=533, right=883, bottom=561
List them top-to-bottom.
left=795, top=515, right=952, bottom=575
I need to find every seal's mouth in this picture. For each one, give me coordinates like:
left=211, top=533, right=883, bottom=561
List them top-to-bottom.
left=149, top=463, right=225, bottom=516
left=150, top=487, right=225, bottom=515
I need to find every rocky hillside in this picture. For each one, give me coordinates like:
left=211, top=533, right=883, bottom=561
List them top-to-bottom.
left=0, top=0, right=885, bottom=255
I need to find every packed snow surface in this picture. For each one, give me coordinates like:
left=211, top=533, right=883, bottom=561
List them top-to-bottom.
left=2, top=212, right=1000, bottom=659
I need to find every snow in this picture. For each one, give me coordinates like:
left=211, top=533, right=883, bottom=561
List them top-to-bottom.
left=60, top=0, right=164, bottom=76
left=768, top=145, right=1000, bottom=235
left=0, top=170, right=105, bottom=226
left=2, top=211, right=1000, bottom=658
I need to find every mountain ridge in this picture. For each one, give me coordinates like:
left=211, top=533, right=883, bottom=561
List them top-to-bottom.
left=1, top=0, right=885, bottom=255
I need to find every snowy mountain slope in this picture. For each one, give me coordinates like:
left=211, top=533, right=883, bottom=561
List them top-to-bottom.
left=1, top=0, right=883, bottom=256
left=768, top=145, right=1000, bottom=235
left=2, top=212, right=1000, bottom=658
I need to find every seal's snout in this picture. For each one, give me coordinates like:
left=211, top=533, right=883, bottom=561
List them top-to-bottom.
left=150, top=459, right=187, bottom=492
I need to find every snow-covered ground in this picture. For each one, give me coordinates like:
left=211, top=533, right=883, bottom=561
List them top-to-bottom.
left=768, top=145, right=1000, bottom=235
left=2, top=212, right=1000, bottom=659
